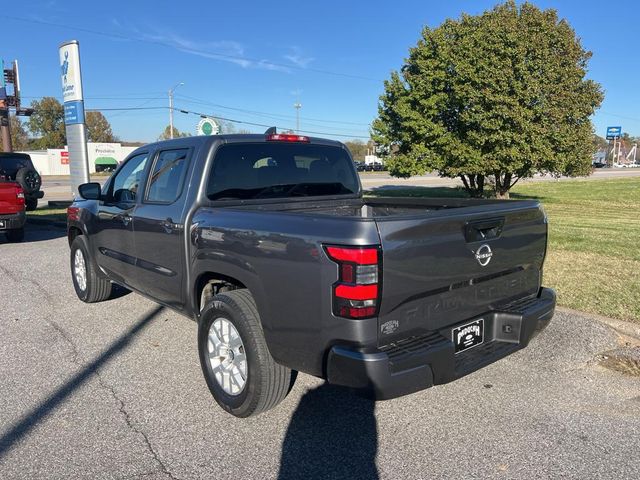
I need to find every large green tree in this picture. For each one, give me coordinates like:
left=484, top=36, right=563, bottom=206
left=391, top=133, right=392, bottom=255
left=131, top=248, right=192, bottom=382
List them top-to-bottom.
left=372, top=1, right=603, bottom=198
left=27, top=97, right=66, bottom=149
left=86, top=111, right=118, bottom=143
left=9, top=115, right=29, bottom=150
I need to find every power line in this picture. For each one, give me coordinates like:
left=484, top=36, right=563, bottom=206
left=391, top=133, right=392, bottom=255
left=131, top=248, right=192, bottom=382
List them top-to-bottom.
left=1, top=14, right=381, bottom=82
left=174, top=94, right=372, bottom=127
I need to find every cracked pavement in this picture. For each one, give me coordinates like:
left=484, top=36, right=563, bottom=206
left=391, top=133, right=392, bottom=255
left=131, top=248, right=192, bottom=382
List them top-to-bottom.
left=1, top=224, right=639, bottom=479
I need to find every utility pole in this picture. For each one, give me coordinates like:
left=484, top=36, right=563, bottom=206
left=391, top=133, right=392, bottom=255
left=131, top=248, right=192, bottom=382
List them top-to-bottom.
left=168, top=82, right=184, bottom=139
left=293, top=101, right=302, bottom=133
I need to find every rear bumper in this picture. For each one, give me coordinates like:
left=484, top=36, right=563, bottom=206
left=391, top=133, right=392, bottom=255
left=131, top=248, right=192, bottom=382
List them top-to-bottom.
left=0, top=211, right=26, bottom=230
left=326, top=287, right=556, bottom=400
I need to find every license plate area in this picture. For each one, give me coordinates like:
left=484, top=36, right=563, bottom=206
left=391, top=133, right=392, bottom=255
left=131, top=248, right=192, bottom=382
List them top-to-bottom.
left=452, top=319, right=484, bottom=354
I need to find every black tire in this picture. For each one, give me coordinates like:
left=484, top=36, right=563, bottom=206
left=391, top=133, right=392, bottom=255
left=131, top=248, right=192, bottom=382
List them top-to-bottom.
left=15, top=167, right=41, bottom=195
left=25, top=197, right=38, bottom=211
left=5, top=228, right=24, bottom=243
left=70, top=235, right=112, bottom=303
left=198, top=289, right=295, bottom=417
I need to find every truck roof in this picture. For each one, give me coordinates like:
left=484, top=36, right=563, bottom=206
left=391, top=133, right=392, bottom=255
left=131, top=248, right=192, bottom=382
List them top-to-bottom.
left=134, top=133, right=346, bottom=155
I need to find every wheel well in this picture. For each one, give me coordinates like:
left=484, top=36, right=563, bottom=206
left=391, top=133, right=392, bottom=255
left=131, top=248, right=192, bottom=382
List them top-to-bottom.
left=68, top=226, right=82, bottom=246
left=196, top=272, right=246, bottom=311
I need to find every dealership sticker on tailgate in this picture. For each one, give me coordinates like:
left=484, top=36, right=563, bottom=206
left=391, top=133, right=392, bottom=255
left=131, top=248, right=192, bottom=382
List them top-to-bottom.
left=0, top=220, right=5, bottom=228
left=452, top=319, right=484, bottom=354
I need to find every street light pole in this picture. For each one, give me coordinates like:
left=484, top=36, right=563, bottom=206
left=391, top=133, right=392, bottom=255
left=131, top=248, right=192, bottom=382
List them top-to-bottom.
left=168, top=82, right=184, bottom=139
left=293, top=101, right=301, bottom=133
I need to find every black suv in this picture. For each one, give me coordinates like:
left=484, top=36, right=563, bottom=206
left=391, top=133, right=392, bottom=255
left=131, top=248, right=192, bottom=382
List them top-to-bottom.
left=0, top=153, right=44, bottom=210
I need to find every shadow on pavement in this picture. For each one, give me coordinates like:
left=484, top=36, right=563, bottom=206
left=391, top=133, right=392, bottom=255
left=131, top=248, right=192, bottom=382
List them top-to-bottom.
left=0, top=223, right=66, bottom=245
left=0, top=305, right=164, bottom=461
left=278, top=383, right=378, bottom=480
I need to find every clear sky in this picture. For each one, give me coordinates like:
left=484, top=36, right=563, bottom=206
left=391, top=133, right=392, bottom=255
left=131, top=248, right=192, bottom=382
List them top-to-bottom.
left=2, top=0, right=638, bottom=142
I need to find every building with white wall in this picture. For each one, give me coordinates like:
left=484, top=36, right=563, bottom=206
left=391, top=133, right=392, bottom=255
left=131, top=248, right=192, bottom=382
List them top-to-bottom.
left=19, top=143, right=138, bottom=176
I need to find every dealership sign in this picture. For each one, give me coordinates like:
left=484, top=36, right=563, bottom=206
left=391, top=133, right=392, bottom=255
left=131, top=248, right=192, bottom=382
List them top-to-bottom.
left=59, top=40, right=90, bottom=195
left=196, top=117, right=220, bottom=136
left=606, top=126, right=622, bottom=140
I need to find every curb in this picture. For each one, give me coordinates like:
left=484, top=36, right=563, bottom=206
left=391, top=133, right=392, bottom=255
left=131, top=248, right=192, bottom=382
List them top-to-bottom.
left=557, top=306, right=640, bottom=342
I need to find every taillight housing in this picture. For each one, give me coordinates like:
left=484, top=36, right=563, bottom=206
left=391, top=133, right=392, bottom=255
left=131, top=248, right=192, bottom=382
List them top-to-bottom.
left=266, top=133, right=310, bottom=142
left=15, top=185, right=25, bottom=206
left=324, top=245, right=381, bottom=319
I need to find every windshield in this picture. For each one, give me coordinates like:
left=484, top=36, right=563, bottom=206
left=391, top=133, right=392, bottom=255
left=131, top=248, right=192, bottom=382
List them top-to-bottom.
left=207, top=143, right=359, bottom=200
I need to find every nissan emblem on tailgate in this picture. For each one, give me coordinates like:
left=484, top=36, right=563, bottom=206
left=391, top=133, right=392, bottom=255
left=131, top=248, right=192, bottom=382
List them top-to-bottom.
left=475, top=244, right=493, bottom=266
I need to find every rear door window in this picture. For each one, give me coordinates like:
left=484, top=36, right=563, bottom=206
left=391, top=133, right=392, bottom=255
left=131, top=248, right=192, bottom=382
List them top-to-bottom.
left=207, top=143, right=359, bottom=200
left=145, top=148, right=190, bottom=204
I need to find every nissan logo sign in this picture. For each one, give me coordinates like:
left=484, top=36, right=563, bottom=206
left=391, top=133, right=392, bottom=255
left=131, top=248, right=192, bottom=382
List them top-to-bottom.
left=475, top=244, right=493, bottom=266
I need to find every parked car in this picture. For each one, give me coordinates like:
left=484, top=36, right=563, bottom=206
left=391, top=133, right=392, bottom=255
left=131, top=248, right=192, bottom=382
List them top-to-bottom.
left=67, top=131, right=555, bottom=417
left=0, top=153, right=44, bottom=211
left=354, top=162, right=366, bottom=172
left=371, top=162, right=385, bottom=172
left=592, top=162, right=607, bottom=168
left=0, top=181, right=26, bottom=242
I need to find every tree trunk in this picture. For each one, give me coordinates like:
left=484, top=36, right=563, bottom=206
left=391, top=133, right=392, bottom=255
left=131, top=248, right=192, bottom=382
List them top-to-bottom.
left=494, top=172, right=511, bottom=199
left=460, top=174, right=485, bottom=198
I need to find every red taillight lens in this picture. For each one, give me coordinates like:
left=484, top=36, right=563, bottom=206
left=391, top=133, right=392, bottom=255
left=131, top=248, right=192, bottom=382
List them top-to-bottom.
left=266, top=133, right=310, bottom=142
left=15, top=186, right=25, bottom=205
left=67, top=206, right=80, bottom=221
left=324, top=245, right=381, bottom=319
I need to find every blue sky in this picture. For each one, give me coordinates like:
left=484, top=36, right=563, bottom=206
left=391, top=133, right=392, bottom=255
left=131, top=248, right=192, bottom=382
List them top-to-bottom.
left=3, top=0, right=639, bottom=142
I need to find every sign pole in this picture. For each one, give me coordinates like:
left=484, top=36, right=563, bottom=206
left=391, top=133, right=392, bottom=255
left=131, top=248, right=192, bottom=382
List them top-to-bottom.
left=59, top=40, right=90, bottom=197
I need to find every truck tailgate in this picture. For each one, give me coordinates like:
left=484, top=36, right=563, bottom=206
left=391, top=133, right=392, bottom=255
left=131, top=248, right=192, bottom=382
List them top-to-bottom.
left=375, top=201, right=546, bottom=345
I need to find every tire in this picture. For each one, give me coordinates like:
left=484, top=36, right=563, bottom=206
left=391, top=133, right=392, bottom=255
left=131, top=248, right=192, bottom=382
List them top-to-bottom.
left=15, top=167, right=41, bottom=195
left=25, top=197, right=38, bottom=211
left=5, top=228, right=24, bottom=243
left=70, top=235, right=112, bottom=303
left=198, top=289, right=295, bottom=417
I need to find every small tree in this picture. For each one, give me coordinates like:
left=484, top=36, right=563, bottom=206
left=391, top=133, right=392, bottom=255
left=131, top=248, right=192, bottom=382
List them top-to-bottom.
left=372, top=1, right=603, bottom=198
left=28, top=97, right=66, bottom=149
left=86, top=111, right=118, bottom=143
left=10, top=115, right=29, bottom=150
left=158, top=125, right=191, bottom=140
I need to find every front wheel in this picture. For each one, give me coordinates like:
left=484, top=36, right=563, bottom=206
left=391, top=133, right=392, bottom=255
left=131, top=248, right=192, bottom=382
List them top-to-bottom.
left=70, top=235, right=112, bottom=302
left=198, top=289, right=296, bottom=417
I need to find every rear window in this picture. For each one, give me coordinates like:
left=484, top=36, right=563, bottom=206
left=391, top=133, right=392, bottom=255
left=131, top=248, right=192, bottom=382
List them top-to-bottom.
left=207, top=143, right=359, bottom=200
left=0, top=155, right=32, bottom=173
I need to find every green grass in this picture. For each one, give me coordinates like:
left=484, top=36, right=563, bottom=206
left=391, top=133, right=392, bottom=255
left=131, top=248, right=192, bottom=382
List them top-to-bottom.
left=367, top=178, right=640, bottom=323
left=27, top=207, right=67, bottom=224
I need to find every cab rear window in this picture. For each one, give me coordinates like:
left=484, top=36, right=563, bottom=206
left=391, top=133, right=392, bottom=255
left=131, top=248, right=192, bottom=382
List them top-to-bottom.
left=207, top=143, right=359, bottom=200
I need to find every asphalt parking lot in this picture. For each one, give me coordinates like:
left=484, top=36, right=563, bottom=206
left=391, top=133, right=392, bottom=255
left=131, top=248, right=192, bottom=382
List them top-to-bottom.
left=1, top=224, right=639, bottom=479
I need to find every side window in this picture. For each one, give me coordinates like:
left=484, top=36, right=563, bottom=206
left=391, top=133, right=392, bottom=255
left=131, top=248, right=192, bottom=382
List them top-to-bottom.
left=145, top=148, right=189, bottom=204
left=111, top=153, right=149, bottom=204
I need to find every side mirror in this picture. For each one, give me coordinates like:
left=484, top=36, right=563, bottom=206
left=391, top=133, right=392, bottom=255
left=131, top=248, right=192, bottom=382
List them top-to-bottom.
left=78, top=182, right=102, bottom=200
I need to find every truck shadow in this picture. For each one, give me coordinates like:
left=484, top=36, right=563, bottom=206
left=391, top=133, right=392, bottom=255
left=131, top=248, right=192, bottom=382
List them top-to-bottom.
left=0, top=224, right=66, bottom=245
left=0, top=305, right=164, bottom=461
left=278, top=383, right=378, bottom=480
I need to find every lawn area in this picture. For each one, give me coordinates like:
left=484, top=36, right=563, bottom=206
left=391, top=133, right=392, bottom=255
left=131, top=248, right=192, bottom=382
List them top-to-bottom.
left=367, top=177, right=640, bottom=323
left=27, top=207, right=67, bottom=224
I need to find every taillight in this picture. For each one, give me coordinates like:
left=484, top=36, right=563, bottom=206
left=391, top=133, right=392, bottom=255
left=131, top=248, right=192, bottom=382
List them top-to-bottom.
left=266, top=133, right=310, bottom=143
left=15, top=186, right=25, bottom=205
left=67, top=206, right=80, bottom=221
left=324, top=245, right=381, bottom=319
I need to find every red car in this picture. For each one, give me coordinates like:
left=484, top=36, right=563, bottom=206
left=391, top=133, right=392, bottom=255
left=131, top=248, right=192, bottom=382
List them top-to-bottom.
left=0, top=182, right=26, bottom=242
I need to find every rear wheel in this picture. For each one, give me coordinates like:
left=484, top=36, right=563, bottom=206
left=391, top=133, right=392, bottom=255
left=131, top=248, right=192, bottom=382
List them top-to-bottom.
left=5, top=228, right=24, bottom=243
left=70, top=235, right=112, bottom=302
left=198, top=289, right=295, bottom=417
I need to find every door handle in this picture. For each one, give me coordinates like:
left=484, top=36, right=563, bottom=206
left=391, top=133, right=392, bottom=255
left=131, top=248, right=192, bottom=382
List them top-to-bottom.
left=115, top=213, right=131, bottom=226
left=161, top=218, right=177, bottom=234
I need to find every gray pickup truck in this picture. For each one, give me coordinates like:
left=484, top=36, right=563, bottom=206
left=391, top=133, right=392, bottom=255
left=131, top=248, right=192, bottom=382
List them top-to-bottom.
left=67, top=131, right=555, bottom=417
